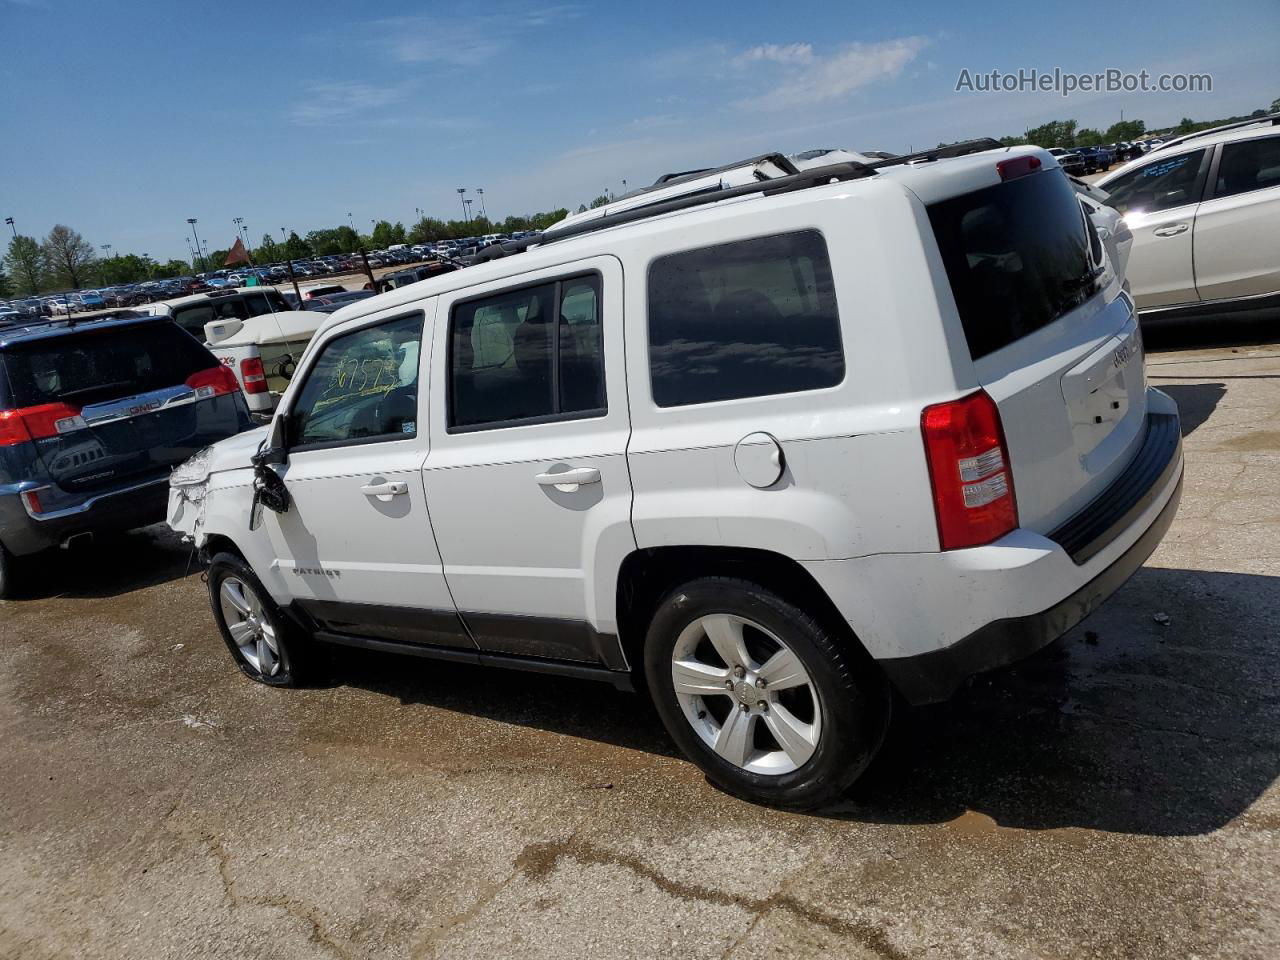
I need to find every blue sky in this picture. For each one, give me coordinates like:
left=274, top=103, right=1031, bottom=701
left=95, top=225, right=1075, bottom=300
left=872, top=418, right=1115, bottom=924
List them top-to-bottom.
left=1, top=0, right=1275, bottom=263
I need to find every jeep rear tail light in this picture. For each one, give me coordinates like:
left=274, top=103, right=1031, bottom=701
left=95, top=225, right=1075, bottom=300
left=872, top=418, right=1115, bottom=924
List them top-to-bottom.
left=239, top=357, right=268, bottom=395
left=186, top=365, right=240, bottom=399
left=921, top=390, right=1018, bottom=550
left=0, top=403, right=86, bottom=446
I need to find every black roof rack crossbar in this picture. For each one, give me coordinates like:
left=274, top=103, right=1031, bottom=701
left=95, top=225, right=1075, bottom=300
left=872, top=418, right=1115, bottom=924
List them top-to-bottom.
left=868, top=137, right=1005, bottom=170
left=650, top=151, right=801, bottom=188
left=538, top=161, right=874, bottom=247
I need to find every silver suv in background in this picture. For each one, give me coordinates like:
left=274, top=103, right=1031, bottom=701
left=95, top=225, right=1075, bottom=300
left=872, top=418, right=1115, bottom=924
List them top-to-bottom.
left=1098, top=113, right=1280, bottom=318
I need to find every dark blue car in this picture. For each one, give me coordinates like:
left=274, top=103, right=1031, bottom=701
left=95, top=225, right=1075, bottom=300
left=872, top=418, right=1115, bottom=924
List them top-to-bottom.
left=0, top=314, right=252, bottom=596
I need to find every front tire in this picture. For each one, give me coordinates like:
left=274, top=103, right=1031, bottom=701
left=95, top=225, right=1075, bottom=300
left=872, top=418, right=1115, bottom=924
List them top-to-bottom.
left=207, top=552, right=308, bottom=686
left=643, top=577, right=890, bottom=810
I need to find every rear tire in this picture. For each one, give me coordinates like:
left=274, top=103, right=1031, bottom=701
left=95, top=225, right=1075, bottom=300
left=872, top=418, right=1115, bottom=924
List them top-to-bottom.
left=207, top=552, right=309, bottom=687
left=643, top=577, right=890, bottom=810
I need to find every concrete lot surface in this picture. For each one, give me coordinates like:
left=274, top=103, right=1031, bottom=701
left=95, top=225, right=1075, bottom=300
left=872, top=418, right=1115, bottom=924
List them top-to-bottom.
left=1, top=320, right=1278, bottom=959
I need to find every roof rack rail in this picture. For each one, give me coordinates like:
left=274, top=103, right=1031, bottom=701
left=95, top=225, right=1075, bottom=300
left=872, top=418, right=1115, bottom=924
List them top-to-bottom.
left=1151, top=112, right=1279, bottom=153
left=867, top=137, right=1005, bottom=170
left=651, top=151, right=801, bottom=188
left=538, top=160, right=873, bottom=247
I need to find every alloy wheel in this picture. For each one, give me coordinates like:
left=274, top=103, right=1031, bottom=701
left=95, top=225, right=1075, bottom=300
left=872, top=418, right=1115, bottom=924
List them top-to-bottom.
left=219, top=577, right=282, bottom=677
left=670, top=613, right=822, bottom=775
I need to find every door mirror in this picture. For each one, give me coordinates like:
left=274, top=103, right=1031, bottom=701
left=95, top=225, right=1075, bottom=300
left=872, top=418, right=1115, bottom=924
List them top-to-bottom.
left=255, top=414, right=290, bottom=465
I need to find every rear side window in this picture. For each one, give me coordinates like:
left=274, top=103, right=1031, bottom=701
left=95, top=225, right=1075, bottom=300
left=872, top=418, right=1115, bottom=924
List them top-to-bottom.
left=1214, top=135, right=1280, bottom=198
left=929, top=170, right=1099, bottom=361
left=646, top=230, right=843, bottom=407
left=449, top=274, right=606, bottom=429
left=1, top=322, right=217, bottom=407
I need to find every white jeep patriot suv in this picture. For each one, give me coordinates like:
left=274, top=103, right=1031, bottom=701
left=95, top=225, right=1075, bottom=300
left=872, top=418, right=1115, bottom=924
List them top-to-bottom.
left=169, top=142, right=1183, bottom=809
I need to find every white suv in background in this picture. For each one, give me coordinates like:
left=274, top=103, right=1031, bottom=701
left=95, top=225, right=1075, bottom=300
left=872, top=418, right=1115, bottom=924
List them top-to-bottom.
left=1098, top=114, right=1280, bottom=317
left=169, top=143, right=1182, bottom=809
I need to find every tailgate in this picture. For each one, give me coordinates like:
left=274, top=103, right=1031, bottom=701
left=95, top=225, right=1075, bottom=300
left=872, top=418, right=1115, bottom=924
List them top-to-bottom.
left=927, top=164, right=1149, bottom=533
left=978, top=297, right=1148, bottom=532
left=2, top=320, right=247, bottom=493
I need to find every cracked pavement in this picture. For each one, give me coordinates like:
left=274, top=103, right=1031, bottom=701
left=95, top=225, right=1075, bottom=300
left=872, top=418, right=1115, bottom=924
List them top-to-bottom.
left=1, top=320, right=1278, bottom=959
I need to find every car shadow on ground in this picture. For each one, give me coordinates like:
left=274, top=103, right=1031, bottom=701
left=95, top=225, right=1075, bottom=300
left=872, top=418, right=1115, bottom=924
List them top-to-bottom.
left=1142, top=310, right=1280, bottom=353
left=1156, top=382, right=1226, bottom=436
left=10, top=524, right=196, bottom=601
left=325, top=567, right=1278, bottom=837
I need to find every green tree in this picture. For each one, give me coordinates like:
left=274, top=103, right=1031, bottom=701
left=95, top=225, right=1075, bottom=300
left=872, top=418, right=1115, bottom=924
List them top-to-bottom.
left=1271, top=96, right=1280, bottom=114
left=1176, top=117, right=1197, bottom=133
left=1022, top=119, right=1078, bottom=148
left=1105, top=119, right=1145, bottom=142
left=1075, top=127, right=1104, bottom=147
left=588, top=194, right=611, bottom=209
left=408, top=217, right=449, bottom=243
left=369, top=220, right=408, bottom=248
left=42, top=225, right=95, bottom=290
left=306, top=228, right=350, bottom=256
left=282, top=231, right=311, bottom=260
left=4, top=234, right=45, bottom=295
left=257, top=234, right=281, bottom=263
left=206, top=249, right=230, bottom=270
left=98, top=253, right=157, bottom=285
left=152, top=259, right=191, bottom=279
left=0, top=263, right=10, bottom=299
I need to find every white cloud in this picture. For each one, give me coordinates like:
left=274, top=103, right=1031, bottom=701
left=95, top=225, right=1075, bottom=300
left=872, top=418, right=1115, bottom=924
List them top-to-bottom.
left=376, top=5, right=582, bottom=67
left=733, top=37, right=929, bottom=111
left=734, top=43, right=814, bottom=66
left=288, top=82, right=412, bottom=126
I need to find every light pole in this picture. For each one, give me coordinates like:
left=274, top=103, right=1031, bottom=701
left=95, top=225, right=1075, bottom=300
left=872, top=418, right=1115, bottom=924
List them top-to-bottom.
left=621, top=179, right=627, bottom=194
left=456, top=188, right=467, bottom=219
left=475, top=188, right=487, bottom=220
left=463, top=198, right=473, bottom=221
left=347, top=212, right=354, bottom=231
left=4, top=217, right=15, bottom=240
left=186, top=218, right=207, bottom=273
left=101, top=244, right=112, bottom=257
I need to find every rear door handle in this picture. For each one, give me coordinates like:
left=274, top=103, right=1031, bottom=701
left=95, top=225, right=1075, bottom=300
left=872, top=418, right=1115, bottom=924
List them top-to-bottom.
left=1152, top=223, right=1189, bottom=237
left=534, top=467, right=601, bottom=492
left=360, top=481, right=408, bottom=501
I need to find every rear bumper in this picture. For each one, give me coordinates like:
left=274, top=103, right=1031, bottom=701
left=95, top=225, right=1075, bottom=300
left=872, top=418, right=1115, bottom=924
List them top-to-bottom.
left=801, top=395, right=1183, bottom=704
left=879, top=468, right=1181, bottom=703
left=0, top=477, right=171, bottom=556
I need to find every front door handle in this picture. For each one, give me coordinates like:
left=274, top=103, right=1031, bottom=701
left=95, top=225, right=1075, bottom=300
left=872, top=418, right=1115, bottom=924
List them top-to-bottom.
left=1152, top=223, right=1189, bottom=237
left=534, top=467, right=601, bottom=492
left=360, top=481, right=408, bottom=501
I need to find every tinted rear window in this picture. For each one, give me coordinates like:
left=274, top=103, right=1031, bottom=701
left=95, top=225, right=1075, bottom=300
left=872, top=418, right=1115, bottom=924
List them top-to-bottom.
left=928, top=169, right=1099, bottom=360
left=647, top=230, right=844, bottom=407
left=2, top=322, right=217, bottom=407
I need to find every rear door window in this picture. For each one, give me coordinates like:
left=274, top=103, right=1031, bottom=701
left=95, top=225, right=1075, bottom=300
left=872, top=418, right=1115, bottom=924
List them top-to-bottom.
left=1213, top=135, right=1280, bottom=198
left=928, top=169, right=1100, bottom=361
left=646, top=230, right=843, bottom=407
left=448, top=274, right=606, bottom=429
left=1, top=322, right=217, bottom=407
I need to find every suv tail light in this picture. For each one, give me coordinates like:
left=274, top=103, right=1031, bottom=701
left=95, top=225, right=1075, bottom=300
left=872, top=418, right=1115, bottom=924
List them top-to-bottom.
left=239, top=357, right=268, bottom=395
left=186, top=365, right=240, bottom=399
left=921, top=390, right=1018, bottom=550
left=0, top=403, right=87, bottom=446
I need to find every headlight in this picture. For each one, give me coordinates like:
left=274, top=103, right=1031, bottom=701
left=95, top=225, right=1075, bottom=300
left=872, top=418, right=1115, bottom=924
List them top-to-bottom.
left=170, top=447, right=214, bottom=487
